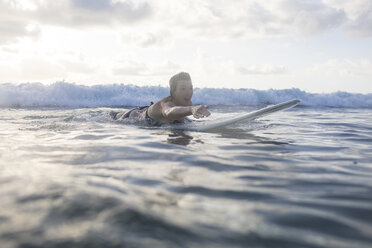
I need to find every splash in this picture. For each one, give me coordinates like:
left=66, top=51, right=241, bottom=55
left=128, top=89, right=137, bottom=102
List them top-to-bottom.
left=1, top=81, right=371, bottom=108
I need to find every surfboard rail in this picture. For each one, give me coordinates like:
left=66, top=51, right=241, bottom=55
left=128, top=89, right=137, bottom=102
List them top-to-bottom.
left=172, top=99, right=300, bottom=132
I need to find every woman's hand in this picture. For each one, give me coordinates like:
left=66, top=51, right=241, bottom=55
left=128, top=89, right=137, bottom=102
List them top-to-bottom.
left=191, top=105, right=211, bottom=119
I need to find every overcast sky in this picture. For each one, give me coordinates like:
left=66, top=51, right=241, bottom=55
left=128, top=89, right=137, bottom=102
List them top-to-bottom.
left=1, top=0, right=371, bottom=93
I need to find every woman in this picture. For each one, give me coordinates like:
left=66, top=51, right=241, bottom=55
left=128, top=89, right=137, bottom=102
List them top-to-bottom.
left=111, top=72, right=210, bottom=126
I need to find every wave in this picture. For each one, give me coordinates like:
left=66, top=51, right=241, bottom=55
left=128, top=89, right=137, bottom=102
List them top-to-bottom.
left=1, top=81, right=371, bottom=108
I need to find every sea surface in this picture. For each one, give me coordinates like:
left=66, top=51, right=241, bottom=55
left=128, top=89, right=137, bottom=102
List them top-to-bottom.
left=1, top=82, right=372, bottom=248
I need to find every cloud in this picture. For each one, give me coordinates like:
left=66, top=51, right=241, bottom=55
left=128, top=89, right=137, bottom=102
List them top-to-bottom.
left=0, top=0, right=152, bottom=45
left=0, top=0, right=152, bottom=31
left=1, top=0, right=371, bottom=45
left=4, top=0, right=346, bottom=41
left=34, top=0, right=152, bottom=27
left=73, top=0, right=115, bottom=11
left=150, top=0, right=372, bottom=39
left=151, top=0, right=347, bottom=39
left=265, top=0, right=346, bottom=36
left=324, top=0, right=372, bottom=37
left=0, top=1, right=40, bottom=44
left=346, top=12, right=372, bottom=38
left=0, top=21, right=40, bottom=44
left=121, top=30, right=170, bottom=48
left=1, top=47, right=19, bottom=53
left=193, top=49, right=287, bottom=76
left=0, top=52, right=98, bottom=82
left=0, top=57, right=65, bottom=81
left=20, top=58, right=66, bottom=79
left=310, top=58, right=372, bottom=76
left=61, top=60, right=97, bottom=74
left=113, top=60, right=180, bottom=76
left=113, top=61, right=149, bottom=76
left=235, top=64, right=287, bottom=75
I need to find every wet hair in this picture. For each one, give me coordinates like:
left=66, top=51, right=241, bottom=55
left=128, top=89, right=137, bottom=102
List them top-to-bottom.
left=169, top=72, right=191, bottom=97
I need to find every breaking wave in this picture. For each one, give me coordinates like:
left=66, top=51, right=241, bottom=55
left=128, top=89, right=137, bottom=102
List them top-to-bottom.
left=1, top=81, right=371, bottom=108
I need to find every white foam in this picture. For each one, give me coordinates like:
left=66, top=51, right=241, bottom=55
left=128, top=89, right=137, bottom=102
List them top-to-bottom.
left=0, top=81, right=371, bottom=108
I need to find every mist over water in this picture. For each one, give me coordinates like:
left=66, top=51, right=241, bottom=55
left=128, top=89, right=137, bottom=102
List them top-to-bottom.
left=1, top=81, right=372, bottom=108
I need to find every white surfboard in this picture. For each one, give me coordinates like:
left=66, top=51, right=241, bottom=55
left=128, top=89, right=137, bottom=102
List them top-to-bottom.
left=172, top=99, right=300, bottom=132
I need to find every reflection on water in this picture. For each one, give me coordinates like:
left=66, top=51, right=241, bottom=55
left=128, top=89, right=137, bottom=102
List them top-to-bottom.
left=1, top=107, right=372, bottom=248
left=166, top=126, right=289, bottom=147
left=166, top=130, right=204, bottom=146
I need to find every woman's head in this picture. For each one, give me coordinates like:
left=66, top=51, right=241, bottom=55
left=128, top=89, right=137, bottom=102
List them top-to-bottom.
left=169, top=72, right=193, bottom=105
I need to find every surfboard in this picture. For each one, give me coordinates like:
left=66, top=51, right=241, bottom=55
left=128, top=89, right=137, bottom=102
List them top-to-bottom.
left=172, top=99, right=300, bottom=132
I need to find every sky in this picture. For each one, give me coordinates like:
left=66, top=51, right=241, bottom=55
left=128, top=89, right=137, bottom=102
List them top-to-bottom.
left=0, top=0, right=371, bottom=93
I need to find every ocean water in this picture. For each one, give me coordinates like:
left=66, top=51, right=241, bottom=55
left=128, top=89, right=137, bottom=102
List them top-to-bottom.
left=1, top=82, right=372, bottom=248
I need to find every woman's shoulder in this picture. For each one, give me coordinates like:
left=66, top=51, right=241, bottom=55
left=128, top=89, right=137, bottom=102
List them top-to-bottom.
left=158, top=96, right=174, bottom=106
left=162, top=96, right=172, bottom=102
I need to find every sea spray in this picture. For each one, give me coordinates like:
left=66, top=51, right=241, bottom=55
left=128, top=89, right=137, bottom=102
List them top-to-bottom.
left=1, top=81, right=371, bottom=108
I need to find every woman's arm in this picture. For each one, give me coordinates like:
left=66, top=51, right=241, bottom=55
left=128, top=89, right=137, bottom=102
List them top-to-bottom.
left=162, top=102, right=210, bottom=120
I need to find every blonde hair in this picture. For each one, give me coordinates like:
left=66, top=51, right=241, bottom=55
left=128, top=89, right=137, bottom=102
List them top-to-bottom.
left=169, top=72, right=191, bottom=97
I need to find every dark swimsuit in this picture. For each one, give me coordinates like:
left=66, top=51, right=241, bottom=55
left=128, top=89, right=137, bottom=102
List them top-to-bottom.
left=111, top=102, right=163, bottom=127
left=111, top=102, right=188, bottom=126
left=111, top=105, right=147, bottom=119
left=145, top=108, right=163, bottom=126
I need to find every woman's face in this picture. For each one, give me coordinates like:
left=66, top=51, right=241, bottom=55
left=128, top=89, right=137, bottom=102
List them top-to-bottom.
left=173, top=80, right=193, bottom=106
